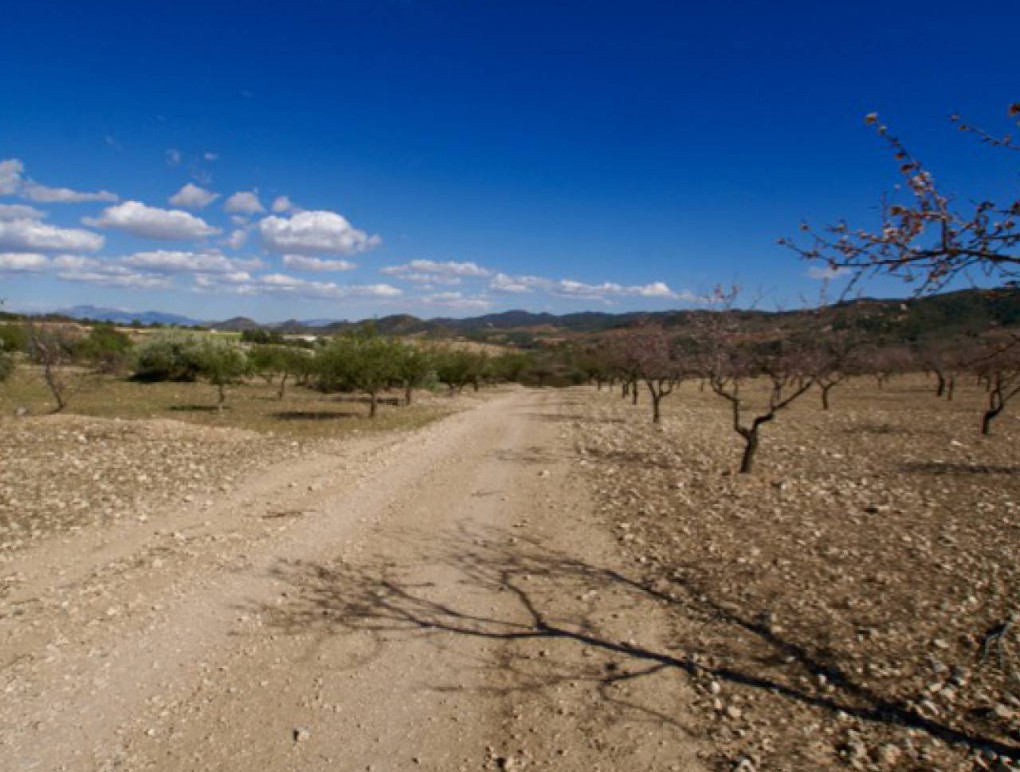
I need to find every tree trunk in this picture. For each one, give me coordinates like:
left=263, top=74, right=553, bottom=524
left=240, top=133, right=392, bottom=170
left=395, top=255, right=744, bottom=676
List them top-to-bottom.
left=43, top=365, right=66, bottom=413
left=934, top=371, right=946, bottom=398
left=277, top=372, right=288, bottom=400
left=946, top=377, right=955, bottom=401
left=621, top=381, right=629, bottom=399
left=217, top=382, right=226, bottom=409
left=631, top=382, right=639, bottom=406
left=404, top=383, right=414, bottom=406
left=820, top=383, right=832, bottom=411
left=982, top=387, right=1004, bottom=435
left=369, top=392, right=378, bottom=418
left=739, top=429, right=759, bottom=474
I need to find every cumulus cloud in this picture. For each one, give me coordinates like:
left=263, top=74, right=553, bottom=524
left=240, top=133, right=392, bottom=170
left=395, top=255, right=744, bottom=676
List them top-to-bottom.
left=0, top=158, right=117, bottom=203
left=0, top=159, right=25, bottom=195
left=21, top=180, right=118, bottom=204
left=169, top=183, right=219, bottom=209
left=224, top=191, right=265, bottom=215
left=271, top=195, right=295, bottom=213
left=85, top=201, right=221, bottom=240
left=0, top=204, right=45, bottom=221
left=258, top=210, right=381, bottom=255
left=0, top=218, right=104, bottom=252
left=227, top=229, right=248, bottom=250
left=121, top=249, right=263, bottom=274
left=0, top=252, right=49, bottom=272
left=282, top=254, right=357, bottom=272
left=51, top=255, right=99, bottom=270
left=382, top=260, right=491, bottom=285
left=58, top=263, right=174, bottom=289
left=195, top=271, right=401, bottom=301
left=488, top=272, right=548, bottom=293
left=489, top=272, right=690, bottom=302
left=419, top=292, right=492, bottom=310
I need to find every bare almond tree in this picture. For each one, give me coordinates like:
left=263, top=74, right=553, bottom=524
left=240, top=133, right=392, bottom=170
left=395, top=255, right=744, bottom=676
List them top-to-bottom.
left=783, top=104, right=1020, bottom=293
left=694, top=288, right=821, bottom=473
left=25, top=321, right=83, bottom=412
left=630, top=325, right=685, bottom=424
left=969, top=333, right=1020, bottom=435
left=916, top=338, right=965, bottom=400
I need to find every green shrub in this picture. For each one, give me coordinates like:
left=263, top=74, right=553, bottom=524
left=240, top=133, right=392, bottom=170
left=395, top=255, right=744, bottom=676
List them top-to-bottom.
left=133, top=332, right=203, bottom=381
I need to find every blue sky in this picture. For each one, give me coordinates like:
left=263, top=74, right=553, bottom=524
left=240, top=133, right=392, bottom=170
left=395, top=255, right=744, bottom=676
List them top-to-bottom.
left=1, top=0, right=1017, bottom=321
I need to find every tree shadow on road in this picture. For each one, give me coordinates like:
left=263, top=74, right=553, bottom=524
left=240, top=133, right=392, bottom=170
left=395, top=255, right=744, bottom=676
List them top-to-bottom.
left=256, top=524, right=1020, bottom=761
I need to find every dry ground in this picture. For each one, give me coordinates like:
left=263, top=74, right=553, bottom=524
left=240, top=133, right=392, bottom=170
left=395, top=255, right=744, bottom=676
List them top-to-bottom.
left=571, top=374, right=1020, bottom=771
left=1, top=375, right=1018, bottom=771
left=0, top=387, right=706, bottom=771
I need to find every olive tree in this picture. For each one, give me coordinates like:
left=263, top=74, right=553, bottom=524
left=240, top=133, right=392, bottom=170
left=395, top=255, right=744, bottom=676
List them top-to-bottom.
left=134, top=332, right=204, bottom=382
left=317, top=332, right=401, bottom=418
left=192, top=337, right=250, bottom=408
left=395, top=342, right=437, bottom=405
left=249, top=344, right=311, bottom=399
left=435, top=348, right=487, bottom=393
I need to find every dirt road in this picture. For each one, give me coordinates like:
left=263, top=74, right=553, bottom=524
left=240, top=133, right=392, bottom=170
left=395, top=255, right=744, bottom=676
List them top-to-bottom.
left=1, top=389, right=705, bottom=771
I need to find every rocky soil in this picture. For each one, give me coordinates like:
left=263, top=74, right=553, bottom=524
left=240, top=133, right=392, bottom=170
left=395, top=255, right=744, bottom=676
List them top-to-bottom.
left=569, top=376, right=1020, bottom=771
left=3, top=378, right=1018, bottom=771
left=0, top=414, right=306, bottom=554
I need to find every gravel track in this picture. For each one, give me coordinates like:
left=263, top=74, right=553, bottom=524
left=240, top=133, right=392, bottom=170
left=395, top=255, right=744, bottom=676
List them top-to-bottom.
left=1, top=389, right=705, bottom=771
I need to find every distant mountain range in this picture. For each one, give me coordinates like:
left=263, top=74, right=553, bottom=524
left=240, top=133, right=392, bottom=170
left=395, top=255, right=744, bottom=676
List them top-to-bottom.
left=49, top=286, right=1020, bottom=344
left=58, top=305, right=205, bottom=327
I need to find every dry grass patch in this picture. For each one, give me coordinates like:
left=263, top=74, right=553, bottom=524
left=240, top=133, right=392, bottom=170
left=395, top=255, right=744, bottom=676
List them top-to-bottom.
left=1, top=367, right=454, bottom=440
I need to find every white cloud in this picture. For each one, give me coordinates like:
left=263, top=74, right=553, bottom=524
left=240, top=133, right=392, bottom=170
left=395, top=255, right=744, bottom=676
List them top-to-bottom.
left=166, top=149, right=182, bottom=167
left=204, top=152, right=219, bottom=161
left=0, top=158, right=117, bottom=203
left=0, top=159, right=25, bottom=195
left=21, top=180, right=118, bottom=203
left=169, top=183, right=219, bottom=209
left=224, top=191, right=265, bottom=215
left=271, top=195, right=295, bottom=213
left=85, top=201, right=221, bottom=240
left=0, top=204, right=45, bottom=221
left=258, top=210, right=381, bottom=255
left=0, top=218, right=104, bottom=252
left=227, top=229, right=248, bottom=250
left=121, top=249, right=263, bottom=274
left=0, top=252, right=49, bottom=272
left=52, top=254, right=99, bottom=270
left=281, top=254, right=357, bottom=273
left=283, top=254, right=357, bottom=272
left=382, top=260, right=491, bottom=284
left=58, top=263, right=174, bottom=289
left=807, top=265, right=851, bottom=280
left=195, top=271, right=401, bottom=301
left=489, top=272, right=690, bottom=302
left=489, top=272, right=548, bottom=293
left=419, top=292, right=492, bottom=310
